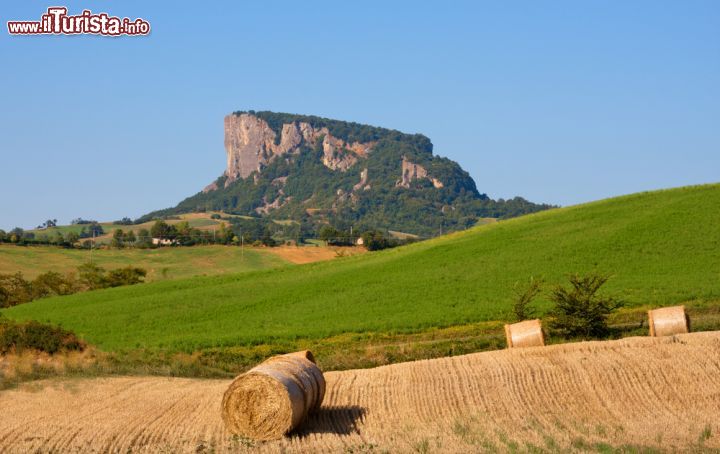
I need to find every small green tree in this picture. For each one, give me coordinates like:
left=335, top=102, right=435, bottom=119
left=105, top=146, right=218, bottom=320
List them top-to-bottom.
left=150, top=220, right=177, bottom=240
left=175, top=221, right=191, bottom=235
left=216, top=222, right=230, bottom=244
left=87, top=223, right=104, bottom=237
left=318, top=225, right=339, bottom=244
left=261, top=227, right=277, bottom=247
left=136, top=228, right=152, bottom=248
left=111, top=229, right=125, bottom=248
left=124, top=230, right=136, bottom=244
left=361, top=230, right=391, bottom=251
left=52, top=231, right=65, bottom=245
left=65, top=231, right=80, bottom=245
left=549, top=274, right=623, bottom=339
left=512, top=277, right=543, bottom=321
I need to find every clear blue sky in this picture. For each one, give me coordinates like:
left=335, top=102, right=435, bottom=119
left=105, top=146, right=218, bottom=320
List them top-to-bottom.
left=1, top=1, right=718, bottom=230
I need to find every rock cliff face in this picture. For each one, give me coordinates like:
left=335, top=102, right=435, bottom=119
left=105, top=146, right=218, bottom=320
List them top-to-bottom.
left=222, top=113, right=375, bottom=186
left=397, top=157, right=444, bottom=189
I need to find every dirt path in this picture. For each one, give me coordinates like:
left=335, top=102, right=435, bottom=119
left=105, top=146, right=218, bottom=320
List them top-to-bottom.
left=1, top=332, right=719, bottom=453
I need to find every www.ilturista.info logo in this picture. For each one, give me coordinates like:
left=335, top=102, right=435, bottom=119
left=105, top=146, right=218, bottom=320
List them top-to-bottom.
left=7, top=7, right=150, bottom=36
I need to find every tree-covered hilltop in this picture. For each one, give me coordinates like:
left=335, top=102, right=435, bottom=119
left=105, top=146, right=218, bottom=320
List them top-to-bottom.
left=242, top=110, right=400, bottom=145
left=139, top=112, right=554, bottom=236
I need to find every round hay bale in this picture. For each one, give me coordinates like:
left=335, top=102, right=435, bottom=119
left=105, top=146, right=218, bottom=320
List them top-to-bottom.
left=648, top=305, right=689, bottom=337
left=505, top=319, right=545, bottom=348
left=285, top=350, right=316, bottom=364
left=221, top=351, right=325, bottom=440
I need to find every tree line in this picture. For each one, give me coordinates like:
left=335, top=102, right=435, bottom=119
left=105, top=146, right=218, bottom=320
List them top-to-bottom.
left=2, top=218, right=418, bottom=252
left=0, top=223, right=104, bottom=247
left=0, top=263, right=147, bottom=308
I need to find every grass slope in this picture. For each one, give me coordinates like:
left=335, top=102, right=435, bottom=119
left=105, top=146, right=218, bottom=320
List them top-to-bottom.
left=4, top=184, right=720, bottom=353
left=0, top=245, right=288, bottom=281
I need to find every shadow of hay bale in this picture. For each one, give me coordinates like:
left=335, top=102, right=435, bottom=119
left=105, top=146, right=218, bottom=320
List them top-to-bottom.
left=292, top=405, right=366, bottom=437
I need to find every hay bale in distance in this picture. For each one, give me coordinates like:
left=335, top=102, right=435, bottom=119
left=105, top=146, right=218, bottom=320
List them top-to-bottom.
left=648, top=305, right=690, bottom=337
left=505, top=319, right=545, bottom=348
left=221, top=351, right=326, bottom=440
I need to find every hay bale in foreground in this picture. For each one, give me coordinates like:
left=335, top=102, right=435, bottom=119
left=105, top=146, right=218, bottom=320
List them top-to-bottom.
left=648, top=305, right=690, bottom=337
left=505, top=319, right=545, bottom=348
left=221, top=351, right=325, bottom=441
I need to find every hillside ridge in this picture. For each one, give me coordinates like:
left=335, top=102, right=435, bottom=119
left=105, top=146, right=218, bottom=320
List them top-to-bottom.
left=5, top=183, right=720, bottom=352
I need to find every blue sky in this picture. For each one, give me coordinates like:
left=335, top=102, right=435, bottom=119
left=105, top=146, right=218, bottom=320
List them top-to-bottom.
left=1, top=1, right=718, bottom=230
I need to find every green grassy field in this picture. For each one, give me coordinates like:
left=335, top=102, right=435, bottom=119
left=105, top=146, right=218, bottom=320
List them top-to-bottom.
left=4, top=184, right=719, bottom=361
left=0, top=245, right=288, bottom=281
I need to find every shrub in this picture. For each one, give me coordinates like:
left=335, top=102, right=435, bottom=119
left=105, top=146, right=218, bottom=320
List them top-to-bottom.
left=361, top=231, right=390, bottom=251
left=77, top=263, right=108, bottom=290
left=0, top=265, right=147, bottom=309
left=106, top=266, right=147, bottom=287
left=31, top=271, right=79, bottom=299
left=0, top=273, right=33, bottom=308
left=549, top=274, right=623, bottom=339
left=512, top=277, right=543, bottom=321
left=0, top=318, right=85, bottom=354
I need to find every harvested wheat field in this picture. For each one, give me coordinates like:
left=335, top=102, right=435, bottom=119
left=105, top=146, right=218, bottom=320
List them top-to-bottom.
left=264, top=245, right=365, bottom=264
left=1, top=332, right=719, bottom=453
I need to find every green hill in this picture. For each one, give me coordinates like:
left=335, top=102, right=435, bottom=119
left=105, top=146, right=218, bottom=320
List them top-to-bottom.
left=3, top=184, right=720, bottom=357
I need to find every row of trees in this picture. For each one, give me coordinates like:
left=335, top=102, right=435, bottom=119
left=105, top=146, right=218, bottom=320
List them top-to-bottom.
left=3, top=218, right=422, bottom=251
left=36, top=219, right=57, bottom=229
left=110, top=220, right=242, bottom=248
left=110, top=220, right=414, bottom=250
left=0, top=223, right=104, bottom=247
left=317, top=225, right=416, bottom=251
left=0, top=228, right=37, bottom=244
left=0, top=263, right=147, bottom=308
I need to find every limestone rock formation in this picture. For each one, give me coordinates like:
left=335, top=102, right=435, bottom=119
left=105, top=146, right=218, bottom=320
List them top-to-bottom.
left=139, top=111, right=552, bottom=237
left=221, top=113, right=375, bottom=188
left=397, top=156, right=444, bottom=189
left=353, top=168, right=371, bottom=192
left=202, top=181, right=218, bottom=193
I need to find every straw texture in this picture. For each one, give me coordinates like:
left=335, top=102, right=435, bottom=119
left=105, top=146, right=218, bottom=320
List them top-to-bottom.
left=648, top=305, right=690, bottom=337
left=505, top=319, right=545, bottom=348
left=221, top=351, right=325, bottom=440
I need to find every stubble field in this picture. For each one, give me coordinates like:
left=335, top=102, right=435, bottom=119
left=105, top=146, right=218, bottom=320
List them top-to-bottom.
left=1, top=332, right=718, bottom=453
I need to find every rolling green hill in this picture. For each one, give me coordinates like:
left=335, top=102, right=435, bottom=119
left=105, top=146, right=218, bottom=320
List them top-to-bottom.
left=3, top=184, right=720, bottom=356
